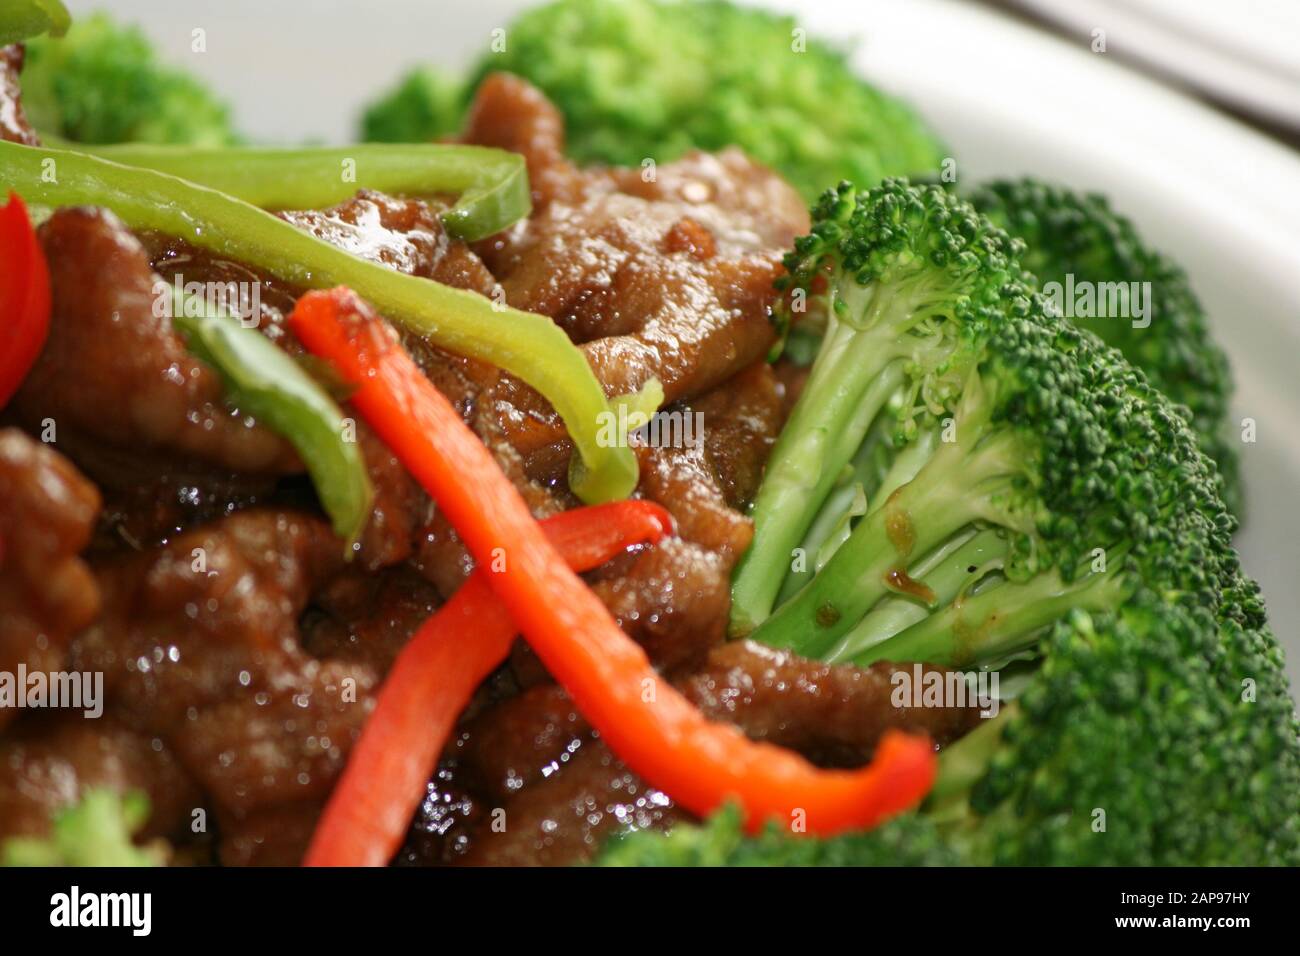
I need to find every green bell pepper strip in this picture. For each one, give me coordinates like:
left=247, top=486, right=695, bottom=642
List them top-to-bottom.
left=0, top=0, right=69, bottom=46
left=0, top=140, right=639, bottom=503
left=81, top=143, right=530, bottom=241
left=169, top=289, right=373, bottom=549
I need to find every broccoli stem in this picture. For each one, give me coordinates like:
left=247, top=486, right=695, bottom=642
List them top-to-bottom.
left=731, top=275, right=961, bottom=637
left=729, top=348, right=906, bottom=636
left=750, top=390, right=1033, bottom=657
left=774, top=408, right=904, bottom=605
left=866, top=423, right=939, bottom=513
left=823, top=527, right=1007, bottom=663
left=852, top=561, right=1131, bottom=668
left=925, top=704, right=1015, bottom=824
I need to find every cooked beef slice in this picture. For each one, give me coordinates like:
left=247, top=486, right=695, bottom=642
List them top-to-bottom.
left=0, top=44, right=38, bottom=145
left=0, top=430, right=101, bottom=732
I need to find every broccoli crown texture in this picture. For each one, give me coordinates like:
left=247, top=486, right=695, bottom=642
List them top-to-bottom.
left=360, top=0, right=947, bottom=199
left=22, top=13, right=238, bottom=145
left=969, top=178, right=1239, bottom=513
left=699, top=179, right=1300, bottom=865
left=604, top=597, right=1300, bottom=865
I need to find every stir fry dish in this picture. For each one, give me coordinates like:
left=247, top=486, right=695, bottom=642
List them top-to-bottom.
left=0, top=0, right=1295, bottom=868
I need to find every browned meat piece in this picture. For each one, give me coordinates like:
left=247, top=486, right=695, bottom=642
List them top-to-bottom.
left=0, top=45, right=38, bottom=145
left=461, top=72, right=584, bottom=211
left=463, top=74, right=807, bottom=469
left=279, top=190, right=499, bottom=295
left=144, top=193, right=549, bottom=575
left=14, top=207, right=297, bottom=475
left=692, top=361, right=786, bottom=509
left=499, top=363, right=780, bottom=681
left=630, top=367, right=771, bottom=560
left=349, top=423, right=427, bottom=570
left=0, top=430, right=101, bottom=731
left=635, top=442, right=753, bottom=561
left=86, top=448, right=278, bottom=553
left=66, top=509, right=379, bottom=860
left=72, top=509, right=344, bottom=727
left=587, top=538, right=731, bottom=674
left=302, top=565, right=440, bottom=674
left=415, top=640, right=984, bottom=866
left=683, top=641, right=986, bottom=766
left=170, top=656, right=373, bottom=818
left=401, top=684, right=675, bottom=866
left=454, top=684, right=592, bottom=802
left=0, top=714, right=201, bottom=842
left=459, top=739, right=678, bottom=866
left=216, top=799, right=325, bottom=866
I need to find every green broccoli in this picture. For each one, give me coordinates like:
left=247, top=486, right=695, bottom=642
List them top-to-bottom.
left=360, top=0, right=947, bottom=199
left=21, top=12, right=239, bottom=146
left=361, top=67, right=466, bottom=145
left=969, top=178, right=1240, bottom=513
left=669, top=179, right=1300, bottom=865
left=731, top=180, right=1234, bottom=660
left=1, top=789, right=167, bottom=866
left=597, top=803, right=962, bottom=866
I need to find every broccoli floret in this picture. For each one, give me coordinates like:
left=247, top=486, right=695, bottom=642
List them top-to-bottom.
left=360, top=0, right=947, bottom=199
left=21, top=12, right=239, bottom=145
left=360, top=66, right=465, bottom=144
left=969, top=178, right=1240, bottom=514
left=707, top=180, right=1300, bottom=864
left=732, top=180, right=1237, bottom=662
left=955, top=599, right=1300, bottom=865
left=1, top=789, right=167, bottom=866
left=596, top=804, right=961, bottom=866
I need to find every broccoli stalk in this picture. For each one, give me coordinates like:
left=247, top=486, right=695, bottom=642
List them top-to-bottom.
left=736, top=180, right=1236, bottom=672
left=608, top=181, right=1300, bottom=866
left=730, top=182, right=1020, bottom=635
left=751, top=358, right=1132, bottom=667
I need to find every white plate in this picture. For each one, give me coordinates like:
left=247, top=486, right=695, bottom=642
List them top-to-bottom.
left=65, top=0, right=1300, bottom=690
left=1010, top=0, right=1300, bottom=131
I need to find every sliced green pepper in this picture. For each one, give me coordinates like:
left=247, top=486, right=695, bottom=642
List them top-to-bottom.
left=0, top=0, right=69, bottom=46
left=0, top=140, right=639, bottom=502
left=82, top=143, right=530, bottom=241
left=169, top=289, right=373, bottom=548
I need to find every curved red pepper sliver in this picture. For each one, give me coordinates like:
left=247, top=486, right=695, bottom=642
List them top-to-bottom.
left=0, top=192, right=51, bottom=409
left=288, top=287, right=937, bottom=840
left=304, top=499, right=674, bottom=868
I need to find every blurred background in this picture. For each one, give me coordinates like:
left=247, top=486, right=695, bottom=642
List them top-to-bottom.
left=54, top=0, right=1300, bottom=686
left=60, top=0, right=1300, bottom=147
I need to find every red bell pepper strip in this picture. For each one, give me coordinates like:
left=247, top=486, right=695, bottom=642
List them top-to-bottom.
left=0, top=192, right=51, bottom=409
left=288, top=288, right=937, bottom=840
left=304, top=499, right=674, bottom=868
